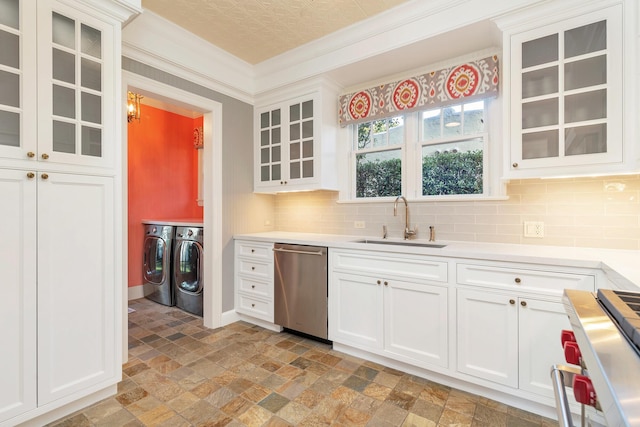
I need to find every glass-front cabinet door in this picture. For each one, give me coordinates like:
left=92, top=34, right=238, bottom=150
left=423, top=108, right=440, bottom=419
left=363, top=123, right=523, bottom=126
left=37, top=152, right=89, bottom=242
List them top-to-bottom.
left=0, top=0, right=37, bottom=161
left=37, top=1, right=114, bottom=168
left=509, top=5, right=622, bottom=174
left=255, top=95, right=319, bottom=192
left=288, top=99, right=314, bottom=181
left=258, top=107, right=282, bottom=186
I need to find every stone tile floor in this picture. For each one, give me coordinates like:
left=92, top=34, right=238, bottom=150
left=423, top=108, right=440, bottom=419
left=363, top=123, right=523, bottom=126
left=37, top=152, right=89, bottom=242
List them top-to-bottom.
left=48, top=298, right=557, bottom=426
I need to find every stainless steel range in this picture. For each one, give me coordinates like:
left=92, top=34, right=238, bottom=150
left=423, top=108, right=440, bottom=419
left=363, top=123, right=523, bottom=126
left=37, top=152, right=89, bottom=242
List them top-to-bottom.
left=553, top=288, right=640, bottom=427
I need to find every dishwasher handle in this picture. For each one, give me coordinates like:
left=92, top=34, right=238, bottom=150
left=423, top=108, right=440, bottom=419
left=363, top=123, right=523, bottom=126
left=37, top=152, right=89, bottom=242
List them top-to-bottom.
left=273, top=247, right=324, bottom=256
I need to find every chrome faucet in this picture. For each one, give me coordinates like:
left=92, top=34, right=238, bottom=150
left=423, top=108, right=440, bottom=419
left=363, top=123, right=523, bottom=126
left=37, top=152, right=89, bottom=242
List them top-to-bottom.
left=393, top=195, right=417, bottom=240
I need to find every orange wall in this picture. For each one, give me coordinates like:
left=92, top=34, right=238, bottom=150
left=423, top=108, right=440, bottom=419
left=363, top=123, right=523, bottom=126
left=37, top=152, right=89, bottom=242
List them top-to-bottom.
left=128, top=105, right=203, bottom=287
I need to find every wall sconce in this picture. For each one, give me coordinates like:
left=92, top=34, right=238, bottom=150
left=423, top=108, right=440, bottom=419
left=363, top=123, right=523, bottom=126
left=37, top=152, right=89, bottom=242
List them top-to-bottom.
left=127, top=91, right=142, bottom=123
left=193, top=126, right=203, bottom=149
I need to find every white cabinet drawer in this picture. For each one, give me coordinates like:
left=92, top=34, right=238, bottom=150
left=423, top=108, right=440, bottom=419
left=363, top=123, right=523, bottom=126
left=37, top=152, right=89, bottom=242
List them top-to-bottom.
left=236, top=241, right=272, bottom=260
left=332, top=250, right=447, bottom=283
left=238, top=259, right=272, bottom=279
left=457, top=263, right=595, bottom=294
left=238, top=277, right=270, bottom=298
left=237, top=294, right=272, bottom=321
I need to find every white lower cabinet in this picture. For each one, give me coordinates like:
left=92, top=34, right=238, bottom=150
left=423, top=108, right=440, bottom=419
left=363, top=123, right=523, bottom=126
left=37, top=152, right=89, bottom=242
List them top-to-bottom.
left=0, top=170, right=117, bottom=425
left=0, top=170, right=37, bottom=422
left=234, top=240, right=275, bottom=322
left=329, top=249, right=449, bottom=369
left=456, top=262, right=595, bottom=400
left=330, top=272, right=384, bottom=349
left=384, top=278, right=448, bottom=368
left=457, top=288, right=519, bottom=387
left=518, top=297, right=571, bottom=396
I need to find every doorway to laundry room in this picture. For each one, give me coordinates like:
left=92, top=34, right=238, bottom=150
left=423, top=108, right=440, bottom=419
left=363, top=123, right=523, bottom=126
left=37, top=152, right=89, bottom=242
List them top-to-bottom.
left=122, top=73, right=224, bottom=360
left=127, top=96, right=204, bottom=314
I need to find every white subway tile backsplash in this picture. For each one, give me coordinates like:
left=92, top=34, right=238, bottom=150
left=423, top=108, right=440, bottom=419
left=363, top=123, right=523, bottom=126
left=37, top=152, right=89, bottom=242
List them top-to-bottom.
left=273, top=175, right=640, bottom=250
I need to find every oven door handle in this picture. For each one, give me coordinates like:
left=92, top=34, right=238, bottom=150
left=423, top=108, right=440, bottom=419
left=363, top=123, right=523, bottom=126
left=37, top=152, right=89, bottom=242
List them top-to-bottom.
left=551, top=364, right=581, bottom=427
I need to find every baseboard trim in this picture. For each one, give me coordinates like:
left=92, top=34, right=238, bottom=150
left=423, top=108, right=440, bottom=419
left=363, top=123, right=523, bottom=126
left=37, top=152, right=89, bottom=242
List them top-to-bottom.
left=128, top=284, right=145, bottom=300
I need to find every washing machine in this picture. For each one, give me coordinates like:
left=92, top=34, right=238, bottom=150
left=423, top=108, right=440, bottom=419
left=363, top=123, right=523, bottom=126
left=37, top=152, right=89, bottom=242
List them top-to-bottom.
left=142, top=224, right=174, bottom=306
left=173, top=226, right=204, bottom=316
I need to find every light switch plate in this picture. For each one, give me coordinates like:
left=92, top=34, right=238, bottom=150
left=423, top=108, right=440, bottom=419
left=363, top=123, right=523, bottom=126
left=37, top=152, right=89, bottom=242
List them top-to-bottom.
left=524, top=221, right=544, bottom=238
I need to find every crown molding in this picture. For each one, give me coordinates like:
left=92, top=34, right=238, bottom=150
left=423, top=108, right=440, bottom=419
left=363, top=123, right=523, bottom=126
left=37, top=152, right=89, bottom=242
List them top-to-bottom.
left=70, top=0, right=142, bottom=22
left=122, top=9, right=255, bottom=103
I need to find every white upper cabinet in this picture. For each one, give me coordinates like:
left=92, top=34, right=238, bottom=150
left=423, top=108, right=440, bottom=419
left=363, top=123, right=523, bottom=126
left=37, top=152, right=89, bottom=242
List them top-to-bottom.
left=0, top=0, right=116, bottom=172
left=499, top=1, right=637, bottom=178
left=254, top=80, right=338, bottom=193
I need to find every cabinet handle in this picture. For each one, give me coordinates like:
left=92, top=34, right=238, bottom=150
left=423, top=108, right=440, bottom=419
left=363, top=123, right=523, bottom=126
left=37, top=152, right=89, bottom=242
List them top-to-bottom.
left=27, top=151, right=35, bottom=158
left=41, top=153, right=49, bottom=160
left=512, top=162, right=518, bottom=168
left=26, top=172, right=35, bottom=179
left=41, top=173, right=49, bottom=180
left=514, top=277, right=521, bottom=284
left=384, top=281, right=388, bottom=286
left=509, top=299, right=515, bottom=305
left=521, top=301, right=527, bottom=307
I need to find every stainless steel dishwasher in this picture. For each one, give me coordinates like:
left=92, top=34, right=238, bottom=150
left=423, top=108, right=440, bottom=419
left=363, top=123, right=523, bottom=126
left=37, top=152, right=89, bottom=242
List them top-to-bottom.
left=274, top=243, right=328, bottom=340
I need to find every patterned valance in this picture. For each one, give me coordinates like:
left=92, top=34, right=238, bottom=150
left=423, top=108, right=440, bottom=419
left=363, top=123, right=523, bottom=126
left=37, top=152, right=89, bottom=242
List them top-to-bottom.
left=338, top=55, right=499, bottom=127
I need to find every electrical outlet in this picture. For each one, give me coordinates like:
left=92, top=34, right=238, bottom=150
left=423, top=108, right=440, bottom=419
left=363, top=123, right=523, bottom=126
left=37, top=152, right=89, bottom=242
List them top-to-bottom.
left=354, top=221, right=366, bottom=229
left=524, top=221, right=544, bottom=238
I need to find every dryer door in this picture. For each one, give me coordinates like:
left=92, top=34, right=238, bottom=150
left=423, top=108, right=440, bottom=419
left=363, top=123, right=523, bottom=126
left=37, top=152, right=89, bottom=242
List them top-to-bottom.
left=143, top=236, right=167, bottom=285
left=174, top=240, right=204, bottom=294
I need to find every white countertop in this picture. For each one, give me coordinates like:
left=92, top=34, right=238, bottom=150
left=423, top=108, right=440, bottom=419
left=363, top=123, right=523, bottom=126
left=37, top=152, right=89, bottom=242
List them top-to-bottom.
left=142, top=218, right=203, bottom=227
left=234, top=231, right=640, bottom=291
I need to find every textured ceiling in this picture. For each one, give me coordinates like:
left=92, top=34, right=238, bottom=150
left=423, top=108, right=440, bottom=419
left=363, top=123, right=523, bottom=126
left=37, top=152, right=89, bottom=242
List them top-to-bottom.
left=141, top=0, right=412, bottom=64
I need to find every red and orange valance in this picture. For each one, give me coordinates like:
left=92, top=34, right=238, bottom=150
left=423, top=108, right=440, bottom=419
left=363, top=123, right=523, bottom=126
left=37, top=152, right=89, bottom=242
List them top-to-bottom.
left=338, top=55, right=499, bottom=127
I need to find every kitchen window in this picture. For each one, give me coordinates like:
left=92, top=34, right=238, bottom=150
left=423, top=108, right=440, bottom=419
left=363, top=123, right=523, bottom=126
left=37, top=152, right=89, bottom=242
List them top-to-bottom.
left=349, top=100, right=493, bottom=200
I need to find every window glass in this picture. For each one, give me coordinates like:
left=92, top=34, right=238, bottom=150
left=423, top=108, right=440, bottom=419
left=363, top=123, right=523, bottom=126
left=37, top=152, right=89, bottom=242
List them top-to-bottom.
left=420, top=101, right=486, bottom=196
left=354, top=117, right=403, bottom=198
left=422, top=138, right=483, bottom=196
left=356, top=150, right=401, bottom=198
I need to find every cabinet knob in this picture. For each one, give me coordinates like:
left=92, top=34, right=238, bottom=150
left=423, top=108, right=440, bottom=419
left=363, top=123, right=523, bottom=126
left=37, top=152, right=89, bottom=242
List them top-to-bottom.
left=27, top=151, right=35, bottom=158
left=41, top=153, right=49, bottom=160
left=512, top=162, right=518, bottom=168
left=26, top=172, right=35, bottom=179
left=41, top=173, right=49, bottom=180
left=251, top=249, right=255, bottom=253
left=251, top=266, right=255, bottom=271
left=514, top=277, right=521, bottom=284
left=376, top=280, right=381, bottom=285
left=384, top=281, right=388, bottom=286
left=251, top=285, right=255, bottom=289
left=509, top=299, right=515, bottom=305
left=521, top=301, right=527, bottom=307
left=251, top=303, right=255, bottom=308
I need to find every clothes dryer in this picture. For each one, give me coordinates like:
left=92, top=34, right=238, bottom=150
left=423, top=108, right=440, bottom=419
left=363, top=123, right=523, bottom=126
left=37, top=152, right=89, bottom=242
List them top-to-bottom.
left=142, top=224, right=174, bottom=306
left=173, top=226, right=203, bottom=316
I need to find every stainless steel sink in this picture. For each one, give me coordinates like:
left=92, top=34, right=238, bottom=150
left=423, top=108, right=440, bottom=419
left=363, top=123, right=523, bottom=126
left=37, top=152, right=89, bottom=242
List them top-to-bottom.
left=352, top=239, right=447, bottom=248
